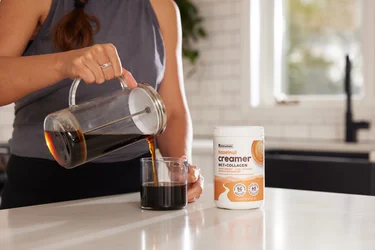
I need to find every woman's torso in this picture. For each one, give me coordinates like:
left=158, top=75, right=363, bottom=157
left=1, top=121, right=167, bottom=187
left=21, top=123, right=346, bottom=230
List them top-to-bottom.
left=10, top=0, right=165, bottom=163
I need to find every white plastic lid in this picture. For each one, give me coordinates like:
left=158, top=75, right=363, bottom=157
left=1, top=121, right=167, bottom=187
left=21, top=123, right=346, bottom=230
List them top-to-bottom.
left=128, top=87, right=160, bottom=135
left=214, top=126, right=264, bottom=137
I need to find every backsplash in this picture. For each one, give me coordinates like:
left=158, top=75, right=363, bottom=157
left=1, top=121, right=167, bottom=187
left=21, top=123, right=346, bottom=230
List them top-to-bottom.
left=184, top=0, right=243, bottom=135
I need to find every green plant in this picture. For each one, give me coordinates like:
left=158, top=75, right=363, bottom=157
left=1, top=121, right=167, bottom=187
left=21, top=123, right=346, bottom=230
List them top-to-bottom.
left=175, top=0, right=207, bottom=64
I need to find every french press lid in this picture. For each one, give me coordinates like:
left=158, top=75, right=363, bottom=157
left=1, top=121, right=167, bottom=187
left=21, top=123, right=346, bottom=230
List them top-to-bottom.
left=68, top=75, right=166, bottom=136
left=128, top=84, right=167, bottom=135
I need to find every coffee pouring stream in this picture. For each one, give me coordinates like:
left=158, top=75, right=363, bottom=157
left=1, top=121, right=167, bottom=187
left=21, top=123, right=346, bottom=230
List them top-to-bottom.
left=44, top=76, right=167, bottom=169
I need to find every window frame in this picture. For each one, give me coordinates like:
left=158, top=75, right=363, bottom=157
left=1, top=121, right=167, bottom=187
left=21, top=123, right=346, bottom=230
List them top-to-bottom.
left=241, top=0, right=375, bottom=111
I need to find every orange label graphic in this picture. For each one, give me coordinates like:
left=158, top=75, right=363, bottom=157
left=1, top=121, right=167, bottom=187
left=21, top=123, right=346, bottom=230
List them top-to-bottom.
left=251, top=140, right=264, bottom=165
left=214, top=176, right=264, bottom=202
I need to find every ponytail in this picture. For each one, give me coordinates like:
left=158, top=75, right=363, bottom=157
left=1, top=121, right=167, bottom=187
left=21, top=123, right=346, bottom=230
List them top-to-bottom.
left=52, top=0, right=100, bottom=51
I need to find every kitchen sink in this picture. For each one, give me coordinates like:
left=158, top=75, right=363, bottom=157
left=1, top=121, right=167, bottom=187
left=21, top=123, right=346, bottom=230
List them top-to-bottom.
left=192, top=138, right=375, bottom=195
left=265, top=149, right=375, bottom=196
left=266, top=149, right=369, bottom=160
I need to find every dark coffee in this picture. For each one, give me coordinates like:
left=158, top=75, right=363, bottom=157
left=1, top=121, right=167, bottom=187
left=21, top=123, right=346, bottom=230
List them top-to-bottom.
left=45, top=130, right=149, bottom=168
left=146, top=137, right=159, bottom=185
left=141, top=182, right=187, bottom=210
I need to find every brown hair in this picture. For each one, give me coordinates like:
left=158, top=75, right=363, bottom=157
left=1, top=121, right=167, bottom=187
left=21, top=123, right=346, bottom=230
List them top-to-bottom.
left=52, top=0, right=100, bottom=51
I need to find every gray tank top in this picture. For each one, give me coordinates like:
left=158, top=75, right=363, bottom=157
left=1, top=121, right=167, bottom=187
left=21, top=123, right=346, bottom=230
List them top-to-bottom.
left=9, top=0, right=165, bottom=163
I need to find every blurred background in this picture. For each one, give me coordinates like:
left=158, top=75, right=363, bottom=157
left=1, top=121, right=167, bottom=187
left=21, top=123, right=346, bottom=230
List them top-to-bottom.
left=1, top=0, right=375, bottom=198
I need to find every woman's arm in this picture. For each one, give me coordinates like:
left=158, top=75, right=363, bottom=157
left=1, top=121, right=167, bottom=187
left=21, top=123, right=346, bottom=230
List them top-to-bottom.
left=0, top=0, right=135, bottom=106
left=0, top=0, right=65, bottom=105
left=151, top=0, right=203, bottom=202
left=151, top=0, right=193, bottom=160
left=0, top=54, right=71, bottom=106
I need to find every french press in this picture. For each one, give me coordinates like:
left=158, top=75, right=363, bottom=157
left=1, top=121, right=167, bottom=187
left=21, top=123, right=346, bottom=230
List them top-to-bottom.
left=44, top=76, right=167, bottom=169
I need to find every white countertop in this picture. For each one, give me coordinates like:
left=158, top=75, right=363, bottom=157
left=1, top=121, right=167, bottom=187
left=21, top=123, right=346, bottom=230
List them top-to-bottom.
left=193, top=138, right=375, bottom=154
left=1, top=184, right=375, bottom=250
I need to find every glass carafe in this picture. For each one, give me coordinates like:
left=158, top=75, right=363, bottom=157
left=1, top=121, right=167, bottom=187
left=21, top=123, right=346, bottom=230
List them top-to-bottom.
left=43, top=76, right=166, bottom=169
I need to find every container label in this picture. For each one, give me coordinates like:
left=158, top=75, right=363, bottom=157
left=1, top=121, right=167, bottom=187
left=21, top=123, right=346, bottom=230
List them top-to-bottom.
left=214, top=138, right=264, bottom=202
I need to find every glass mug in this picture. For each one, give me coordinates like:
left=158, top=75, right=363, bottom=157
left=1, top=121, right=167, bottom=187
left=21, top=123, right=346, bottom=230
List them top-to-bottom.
left=44, top=76, right=167, bottom=169
left=140, top=157, right=188, bottom=210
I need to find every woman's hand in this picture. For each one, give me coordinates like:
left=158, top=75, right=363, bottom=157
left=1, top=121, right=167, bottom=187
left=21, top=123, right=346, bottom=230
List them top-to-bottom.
left=60, top=43, right=137, bottom=87
left=179, top=155, right=204, bottom=203
left=169, top=156, right=204, bottom=203
left=187, top=163, right=204, bottom=203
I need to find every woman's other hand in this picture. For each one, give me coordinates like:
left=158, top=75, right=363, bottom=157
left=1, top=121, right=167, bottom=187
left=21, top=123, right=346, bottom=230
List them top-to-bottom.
left=169, top=155, right=204, bottom=203
left=187, top=163, right=204, bottom=203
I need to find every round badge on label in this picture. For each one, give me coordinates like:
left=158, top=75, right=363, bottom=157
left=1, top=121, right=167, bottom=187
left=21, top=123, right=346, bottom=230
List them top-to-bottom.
left=233, top=183, right=246, bottom=197
left=249, top=183, right=259, bottom=196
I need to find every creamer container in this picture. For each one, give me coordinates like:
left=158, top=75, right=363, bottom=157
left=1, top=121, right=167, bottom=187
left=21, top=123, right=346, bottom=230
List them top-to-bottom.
left=213, top=126, right=264, bottom=209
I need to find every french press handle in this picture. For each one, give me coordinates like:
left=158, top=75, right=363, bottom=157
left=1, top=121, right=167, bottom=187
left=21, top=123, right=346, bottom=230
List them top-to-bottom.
left=68, top=76, right=128, bottom=106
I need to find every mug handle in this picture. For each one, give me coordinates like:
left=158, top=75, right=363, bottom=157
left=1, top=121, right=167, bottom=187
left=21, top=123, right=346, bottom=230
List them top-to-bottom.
left=68, top=76, right=128, bottom=107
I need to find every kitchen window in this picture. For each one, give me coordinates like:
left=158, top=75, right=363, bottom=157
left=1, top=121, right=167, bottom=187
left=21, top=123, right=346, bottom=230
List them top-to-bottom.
left=246, top=0, right=375, bottom=107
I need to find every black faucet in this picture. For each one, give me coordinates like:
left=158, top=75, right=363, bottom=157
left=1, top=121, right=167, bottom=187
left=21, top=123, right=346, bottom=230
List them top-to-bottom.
left=344, top=55, right=370, bottom=143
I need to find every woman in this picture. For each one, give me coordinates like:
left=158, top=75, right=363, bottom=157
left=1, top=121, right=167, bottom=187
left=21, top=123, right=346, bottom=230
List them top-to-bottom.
left=0, top=0, right=203, bottom=209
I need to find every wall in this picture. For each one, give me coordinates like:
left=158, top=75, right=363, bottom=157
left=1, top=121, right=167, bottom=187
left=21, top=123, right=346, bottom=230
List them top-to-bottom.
left=185, top=0, right=375, bottom=142
left=185, top=0, right=244, bottom=135
left=0, top=104, right=14, bottom=143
